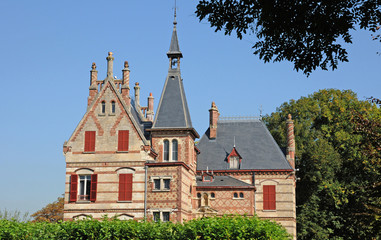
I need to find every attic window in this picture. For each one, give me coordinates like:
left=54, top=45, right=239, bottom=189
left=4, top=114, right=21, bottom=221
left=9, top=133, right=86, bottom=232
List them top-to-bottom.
left=101, top=101, right=106, bottom=114
left=111, top=101, right=116, bottom=113
left=229, top=156, right=239, bottom=169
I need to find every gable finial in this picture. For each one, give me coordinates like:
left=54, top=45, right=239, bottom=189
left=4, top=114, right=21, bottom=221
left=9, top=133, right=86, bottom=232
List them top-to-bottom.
left=234, top=136, right=236, bottom=147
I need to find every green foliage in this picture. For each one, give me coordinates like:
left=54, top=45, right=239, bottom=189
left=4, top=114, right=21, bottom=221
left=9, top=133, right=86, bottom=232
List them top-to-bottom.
left=196, top=1, right=381, bottom=75
left=264, top=89, right=381, bottom=239
left=0, top=215, right=291, bottom=240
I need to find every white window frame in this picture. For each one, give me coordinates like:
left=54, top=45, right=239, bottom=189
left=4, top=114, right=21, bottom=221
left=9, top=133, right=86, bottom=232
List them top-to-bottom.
left=229, top=156, right=239, bottom=169
left=78, top=175, right=91, bottom=201
left=151, top=176, right=172, bottom=191
left=152, top=209, right=172, bottom=222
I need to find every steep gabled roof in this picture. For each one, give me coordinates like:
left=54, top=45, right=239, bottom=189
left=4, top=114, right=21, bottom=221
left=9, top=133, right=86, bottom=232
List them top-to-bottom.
left=67, top=78, right=149, bottom=145
left=196, top=119, right=292, bottom=171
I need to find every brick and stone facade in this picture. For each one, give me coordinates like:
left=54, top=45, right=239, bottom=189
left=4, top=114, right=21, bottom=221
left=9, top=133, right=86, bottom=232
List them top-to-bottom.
left=63, top=19, right=296, bottom=239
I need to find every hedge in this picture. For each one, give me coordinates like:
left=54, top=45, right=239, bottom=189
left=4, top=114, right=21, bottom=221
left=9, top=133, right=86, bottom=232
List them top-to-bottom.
left=0, top=215, right=291, bottom=240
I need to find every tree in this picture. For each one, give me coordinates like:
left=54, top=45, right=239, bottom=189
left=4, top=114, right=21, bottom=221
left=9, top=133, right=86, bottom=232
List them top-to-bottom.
left=196, top=0, right=381, bottom=75
left=263, top=89, right=381, bottom=239
left=31, top=196, right=64, bottom=223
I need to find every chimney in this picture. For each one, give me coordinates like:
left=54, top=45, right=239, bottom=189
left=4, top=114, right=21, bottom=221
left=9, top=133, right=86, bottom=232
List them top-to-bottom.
left=106, top=52, right=114, bottom=79
left=121, top=61, right=130, bottom=106
left=88, top=62, right=98, bottom=106
left=134, top=82, right=140, bottom=108
left=146, top=93, right=154, bottom=121
left=209, top=101, right=219, bottom=139
left=286, top=114, right=295, bottom=168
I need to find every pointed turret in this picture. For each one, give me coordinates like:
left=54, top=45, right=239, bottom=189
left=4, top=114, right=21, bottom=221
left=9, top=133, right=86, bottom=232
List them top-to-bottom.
left=152, top=17, right=197, bottom=137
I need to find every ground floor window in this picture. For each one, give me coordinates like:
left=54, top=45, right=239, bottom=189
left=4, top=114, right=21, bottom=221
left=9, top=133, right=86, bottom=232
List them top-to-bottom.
left=79, top=175, right=91, bottom=201
left=153, top=211, right=170, bottom=222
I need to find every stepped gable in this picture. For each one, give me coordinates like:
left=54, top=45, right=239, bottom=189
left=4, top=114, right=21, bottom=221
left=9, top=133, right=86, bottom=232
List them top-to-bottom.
left=196, top=118, right=293, bottom=171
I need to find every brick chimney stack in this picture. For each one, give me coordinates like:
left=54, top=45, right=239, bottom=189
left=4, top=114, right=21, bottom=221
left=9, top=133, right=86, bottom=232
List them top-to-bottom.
left=106, top=52, right=114, bottom=79
left=121, top=61, right=131, bottom=106
left=88, top=62, right=98, bottom=106
left=134, top=82, right=140, bottom=108
left=146, top=93, right=154, bottom=121
left=209, top=101, right=219, bottom=139
left=286, top=114, right=295, bottom=168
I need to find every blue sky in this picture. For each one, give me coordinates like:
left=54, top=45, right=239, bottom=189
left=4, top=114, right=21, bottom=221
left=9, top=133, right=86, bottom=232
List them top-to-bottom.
left=0, top=0, right=380, bottom=214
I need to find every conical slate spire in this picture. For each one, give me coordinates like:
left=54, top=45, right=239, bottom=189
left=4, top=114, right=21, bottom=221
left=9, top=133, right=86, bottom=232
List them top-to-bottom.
left=153, top=18, right=193, bottom=130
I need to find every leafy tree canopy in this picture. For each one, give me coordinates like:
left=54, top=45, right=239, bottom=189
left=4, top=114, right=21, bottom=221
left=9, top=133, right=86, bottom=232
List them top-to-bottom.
left=196, top=0, right=381, bottom=75
left=264, top=89, right=381, bottom=239
left=31, top=196, right=63, bottom=223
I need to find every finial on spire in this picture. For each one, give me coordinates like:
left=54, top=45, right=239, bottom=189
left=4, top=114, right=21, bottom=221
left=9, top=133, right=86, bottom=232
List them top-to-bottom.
left=173, top=0, right=177, bottom=25
left=124, top=61, right=129, bottom=68
left=91, top=62, right=96, bottom=70
left=234, top=136, right=236, bottom=147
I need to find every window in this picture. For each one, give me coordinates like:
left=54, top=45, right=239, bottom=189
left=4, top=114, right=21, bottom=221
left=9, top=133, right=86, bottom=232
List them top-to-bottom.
left=101, top=101, right=105, bottom=114
left=111, top=101, right=116, bottom=113
left=118, top=130, right=129, bottom=151
left=84, top=131, right=96, bottom=152
left=163, top=140, right=169, bottom=161
left=172, top=140, right=178, bottom=161
left=229, top=156, right=239, bottom=169
left=70, top=174, right=97, bottom=202
left=118, top=174, right=133, bottom=201
left=79, top=175, right=91, bottom=201
left=153, top=178, right=171, bottom=191
left=154, top=179, right=161, bottom=190
left=163, top=179, right=170, bottom=190
left=263, top=185, right=276, bottom=210
left=211, top=192, right=215, bottom=198
left=233, top=192, right=238, bottom=198
left=239, top=192, right=244, bottom=198
left=197, top=193, right=201, bottom=198
left=153, top=211, right=170, bottom=222
left=153, top=212, right=160, bottom=222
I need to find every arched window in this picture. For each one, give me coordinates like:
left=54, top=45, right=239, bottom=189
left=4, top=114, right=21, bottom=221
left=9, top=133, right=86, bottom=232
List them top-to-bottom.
left=101, top=101, right=106, bottom=114
left=111, top=101, right=116, bottom=113
left=163, top=140, right=169, bottom=161
left=172, top=140, right=178, bottom=161
left=211, top=192, right=215, bottom=198
left=233, top=192, right=238, bottom=198
left=239, top=192, right=244, bottom=198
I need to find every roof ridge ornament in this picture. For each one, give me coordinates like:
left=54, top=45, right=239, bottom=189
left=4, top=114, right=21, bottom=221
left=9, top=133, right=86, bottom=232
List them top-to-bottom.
left=174, top=0, right=177, bottom=26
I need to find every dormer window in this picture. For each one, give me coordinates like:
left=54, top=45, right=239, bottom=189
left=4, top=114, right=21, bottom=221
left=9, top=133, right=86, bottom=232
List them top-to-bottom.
left=227, top=147, right=242, bottom=169
left=229, top=156, right=239, bottom=169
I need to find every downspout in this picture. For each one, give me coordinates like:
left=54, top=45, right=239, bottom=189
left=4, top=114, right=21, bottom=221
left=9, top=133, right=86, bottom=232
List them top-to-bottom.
left=144, top=162, right=148, bottom=219
left=253, top=172, right=256, bottom=213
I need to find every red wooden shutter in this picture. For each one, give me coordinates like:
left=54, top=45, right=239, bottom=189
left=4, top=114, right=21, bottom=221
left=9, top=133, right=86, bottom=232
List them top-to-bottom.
left=118, top=130, right=129, bottom=151
left=85, top=131, right=96, bottom=152
left=69, top=174, right=78, bottom=202
left=90, top=174, right=97, bottom=202
left=118, top=174, right=133, bottom=201
left=263, top=185, right=276, bottom=210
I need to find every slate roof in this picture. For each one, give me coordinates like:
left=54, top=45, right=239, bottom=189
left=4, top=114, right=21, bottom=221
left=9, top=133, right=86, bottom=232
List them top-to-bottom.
left=167, top=20, right=182, bottom=58
left=196, top=119, right=292, bottom=170
left=196, top=175, right=253, bottom=187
